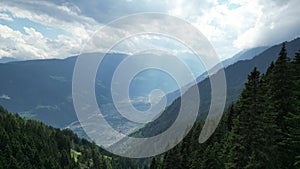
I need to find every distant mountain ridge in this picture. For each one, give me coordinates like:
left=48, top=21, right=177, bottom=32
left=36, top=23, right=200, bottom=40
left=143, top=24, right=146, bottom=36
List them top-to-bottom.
left=1, top=37, right=299, bottom=140
left=134, top=37, right=300, bottom=137
left=158, top=46, right=271, bottom=104
left=195, top=46, right=269, bottom=83
left=222, top=46, right=269, bottom=68
left=0, top=48, right=250, bottom=130
left=0, top=57, right=21, bottom=63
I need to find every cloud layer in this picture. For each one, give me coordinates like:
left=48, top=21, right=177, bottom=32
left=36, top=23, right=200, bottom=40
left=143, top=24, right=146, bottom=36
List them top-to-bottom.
left=0, top=0, right=299, bottom=60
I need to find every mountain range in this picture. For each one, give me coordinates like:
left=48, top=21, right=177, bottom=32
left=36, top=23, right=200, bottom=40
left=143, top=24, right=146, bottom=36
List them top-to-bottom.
left=134, top=37, right=300, bottom=137
left=0, top=38, right=299, bottom=139
left=0, top=57, right=21, bottom=63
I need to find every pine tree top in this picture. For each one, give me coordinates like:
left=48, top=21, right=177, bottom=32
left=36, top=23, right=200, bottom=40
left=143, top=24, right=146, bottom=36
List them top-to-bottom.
left=277, top=43, right=288, bottom=62
left=294, top=50, right=300, bottom=64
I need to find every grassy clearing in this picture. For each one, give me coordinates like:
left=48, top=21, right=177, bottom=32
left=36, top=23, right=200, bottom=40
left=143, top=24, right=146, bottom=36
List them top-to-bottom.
left=70, top=149, right=82, bottom=162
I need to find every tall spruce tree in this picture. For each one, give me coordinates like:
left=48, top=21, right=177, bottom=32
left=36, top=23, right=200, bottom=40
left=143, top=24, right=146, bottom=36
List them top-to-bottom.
left=269, top=43, right=294, bottom=168
left=271, top=43, right=293, bottom=129
left=284, top=51, right=300, bottom=168
left=259, top=63, right=279, bottom=168
left=226, top=67, right=265, bottom=169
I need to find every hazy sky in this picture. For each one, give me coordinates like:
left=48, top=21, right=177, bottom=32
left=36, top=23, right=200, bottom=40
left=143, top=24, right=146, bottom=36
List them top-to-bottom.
left=0, top=0, right=299, bottom=60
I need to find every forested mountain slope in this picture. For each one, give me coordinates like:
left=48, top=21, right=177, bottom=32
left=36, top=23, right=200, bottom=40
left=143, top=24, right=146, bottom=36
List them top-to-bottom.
left=135, top=38, right=300, bottom=138
left=150, top=44, right=300, bottom=169
left=0, top=105, right=144, bottom=169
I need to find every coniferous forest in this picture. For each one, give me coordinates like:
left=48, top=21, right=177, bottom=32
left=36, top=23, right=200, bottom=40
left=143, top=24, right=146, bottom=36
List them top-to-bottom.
left=0, top=44, right=300, bottom=169
left=151, top=44, right=300, bottom=169
left=0, top=106, right=143, bottom=169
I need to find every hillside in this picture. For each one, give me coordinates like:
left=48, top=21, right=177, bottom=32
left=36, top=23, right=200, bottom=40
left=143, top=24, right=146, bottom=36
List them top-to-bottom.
left=134, top=38, right=300, bottom=137
left=151, top=43, right=300, bottom=169
left=221, top=46, right=268, bottom=68
left=0, top=49, right=256, bottom=138
left=0, top=52, right=195, bottom=129
left=0, top=57, right=21, bottom=63
left=0, top=105, right=144, bottom=169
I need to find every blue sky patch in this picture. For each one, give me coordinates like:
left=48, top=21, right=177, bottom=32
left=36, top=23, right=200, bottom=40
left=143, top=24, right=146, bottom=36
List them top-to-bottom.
left=0, top=12, right=70, bottom=39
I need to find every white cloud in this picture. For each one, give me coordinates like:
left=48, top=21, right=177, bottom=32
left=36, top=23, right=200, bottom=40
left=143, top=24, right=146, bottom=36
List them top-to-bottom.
left=0, top=0, right=299, bottom=60
left=0, top=0, right=101, bottom=59
left=166, top=0, right=300, bottom=59
left=168, top=0, right=262, bottom=58
left=234, top=0, right=300, bottom=48
left=0, top=12, right=13, bottom=21
left=0, top=24, right=83, bottom=59
left=0, top=94, right=11, bottom=100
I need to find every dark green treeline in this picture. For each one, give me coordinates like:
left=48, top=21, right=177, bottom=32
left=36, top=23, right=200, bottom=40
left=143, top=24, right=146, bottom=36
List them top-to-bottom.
left=151, top=44, right=300, bottom=169
left=0, top=106, right=144, bottom=169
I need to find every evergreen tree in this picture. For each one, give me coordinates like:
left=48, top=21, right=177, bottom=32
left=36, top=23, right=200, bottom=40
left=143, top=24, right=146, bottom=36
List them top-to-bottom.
left=269, top=43, right=294, bottom=168
left=271, top=43, right=293, bottom=128
left=284, top=51, right=300, bottom=168
left=259, top=63, right=279, bottom=168
left=225, top=67, right=269, bottom=168
left=226, top=104, right=235, bottom=132
left=150, top=157, right=158, bottom=169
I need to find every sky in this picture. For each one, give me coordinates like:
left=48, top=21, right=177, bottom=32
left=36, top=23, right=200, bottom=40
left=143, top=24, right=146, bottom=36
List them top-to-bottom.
left=0, top=0, right=299, bottom=60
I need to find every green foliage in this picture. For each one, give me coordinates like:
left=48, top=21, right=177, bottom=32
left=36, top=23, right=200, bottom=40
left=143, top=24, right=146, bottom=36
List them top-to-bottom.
left=2, top=44, right=300, bottom=169
left=156, top=44, right=300, bottom=169
left=284, top=50, right=300, bottom=168
left=225, top=67, right=267, bottom=169
left=0, top=108, right=144, bottom=169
